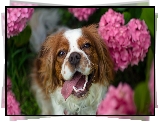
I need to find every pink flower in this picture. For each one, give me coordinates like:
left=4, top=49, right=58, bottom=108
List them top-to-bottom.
left=7, top=7, right=34, bottom=38
left=68, top=8, right=97, bottom=21
left=98, top=8, right=151, bottom=71
left=99, top=8, right=124, bottom=27
left=127, top=19, right=151, bottom=66
left=110, top=48, right=131, bottom=71
left=149, top=60, right=154, bottom=115
left=1, top=77, right=12, bottom=108
left=97, top=83, right=136, bottom=115
left=7, top=91, right=21, bottom=115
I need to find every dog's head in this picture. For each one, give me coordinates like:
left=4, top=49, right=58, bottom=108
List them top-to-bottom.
left=36, top=24, right=114, bottom=100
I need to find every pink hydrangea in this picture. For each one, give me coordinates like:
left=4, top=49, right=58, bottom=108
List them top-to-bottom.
left=7, top=7, right=34, bottom=38
left=68, top=8, right=97, bottom=21
left=98, top=8, right=151, bottom=71
left=99, top=8, right=124, bottom=27
left=127, top=19, right=151, bottom=66
left=110, top=48, right=132, bottom=71
left=149, top=60, right=154, bottom=114
left=2, top=77, right=12, bottom=108
left=97, top=83, right=136, bottom=115
left=7, top=91, right=21, bottom=115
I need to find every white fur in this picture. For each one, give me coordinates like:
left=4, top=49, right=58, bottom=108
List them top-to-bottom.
left=61, top=29, right=91, bottom=80
left=31, top=80, right=53, bottom=115
left=50, top=83, right=107, bottom=115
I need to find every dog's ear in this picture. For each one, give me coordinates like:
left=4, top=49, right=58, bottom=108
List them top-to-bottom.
left=82, top=24, right=114, bottom=85
left=36, top=33, right=61, bottom=94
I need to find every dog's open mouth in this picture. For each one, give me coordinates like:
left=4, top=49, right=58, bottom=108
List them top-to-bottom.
left=61, top=72, right=94, bottom=100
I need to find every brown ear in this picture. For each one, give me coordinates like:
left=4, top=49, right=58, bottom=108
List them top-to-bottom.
left=82, top=24, right=114, bottom=85
left=36, top=34, right=60, bottom=94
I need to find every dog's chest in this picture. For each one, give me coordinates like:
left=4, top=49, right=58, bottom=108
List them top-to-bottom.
left=50, top=84, right=107, bottom=115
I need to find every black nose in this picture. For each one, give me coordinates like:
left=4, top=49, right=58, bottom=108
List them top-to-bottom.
left=69, top=52, right=81, bottom=66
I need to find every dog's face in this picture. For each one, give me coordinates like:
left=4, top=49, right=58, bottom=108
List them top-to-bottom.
left=36, top=25, right=114, bottom=100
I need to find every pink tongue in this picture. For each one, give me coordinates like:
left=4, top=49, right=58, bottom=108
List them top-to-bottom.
left=61, top=72, right=82, bottom=100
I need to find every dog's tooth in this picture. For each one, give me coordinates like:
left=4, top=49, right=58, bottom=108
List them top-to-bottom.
left=82, top=75, right=88, bottom=90
left=73, top=86, right=78, bottom=92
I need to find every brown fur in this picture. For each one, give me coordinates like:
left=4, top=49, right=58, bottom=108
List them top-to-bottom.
left=31, top=24, right=114, bottom=100
left=82, top=24, right=114, bottom=85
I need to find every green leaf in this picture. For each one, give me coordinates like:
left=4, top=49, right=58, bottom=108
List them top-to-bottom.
left=115, top=8, right=128, bottom=12
left=129, top=8, right=142, bottom=19
left=140, top=8, right=154, bottom=39
left=140, top=8, right=155, bottom=54
left=123, top=12, right=131, bottom=24
left=13, top=25, right=32, bottom=47
left=11, top=48, right=24, bottom=58
left=145, top=48, right=154, bottom=82
left=18, top=53, right=34, bottom=69
left=134, top=82, right=151, bottom=114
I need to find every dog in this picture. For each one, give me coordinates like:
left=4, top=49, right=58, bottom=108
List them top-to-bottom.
left=31, top=24, right=114, bottom=115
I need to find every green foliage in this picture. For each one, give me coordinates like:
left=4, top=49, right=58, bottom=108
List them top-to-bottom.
left=114, top=8, right=128, bottom=12
left=128, top=8, right=142, bottom=19
left=140, top=8, right=155, bottom=53
left=140, top=8, right=155, bottom=38
left=123, top=11, right=131, bottom=24
left=7, top=26, right=41, bottom=115
left=145, top=48, right=154, bottom=83
left=112, top=60, right=147, bottom=89
left=134, top=82, right=151, bottom=114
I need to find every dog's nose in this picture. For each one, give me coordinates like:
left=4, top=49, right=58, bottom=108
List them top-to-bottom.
left=69, top=52, right=81, bottom=66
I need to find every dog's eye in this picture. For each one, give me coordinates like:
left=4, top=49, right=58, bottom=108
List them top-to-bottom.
left=83, top=43, right=91, bottom=49
left=58, top=51, right=66, bottom=57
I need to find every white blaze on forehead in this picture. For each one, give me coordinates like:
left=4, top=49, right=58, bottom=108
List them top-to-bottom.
left=64, top=28, right=82, bottom=50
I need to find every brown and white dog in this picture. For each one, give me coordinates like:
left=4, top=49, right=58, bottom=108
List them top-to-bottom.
left=31, top=24, right=114, bottom=115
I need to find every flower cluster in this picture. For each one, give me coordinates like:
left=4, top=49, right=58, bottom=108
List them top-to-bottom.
left=7, top=7, right=34, bottom=38
left=68, top=8, right=97, bottom=21
left=98, top=8, right=151, bottom=71
left=99, top=8, right=124, bottom=27
left=128, top=19, right=151, bottom=65
left=149, top=61, right=154, bottom=115
left=1, top=77, right=25, bottom=121
left=6, top=77, right=22, bottom=115
left=97, top=83, right=136, bottom=115
left=7, top=91, right=21, bottom=115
